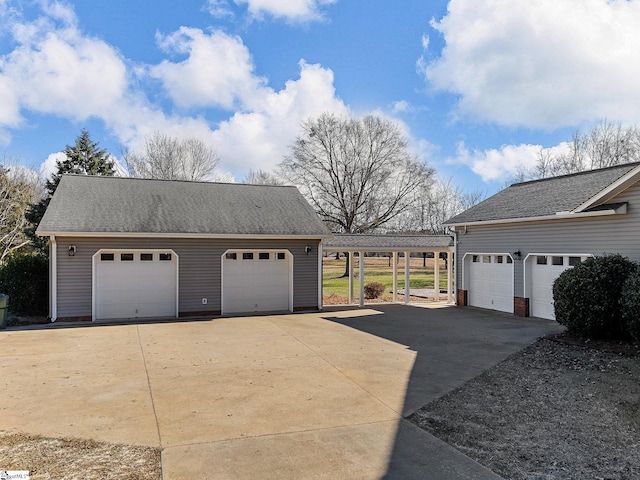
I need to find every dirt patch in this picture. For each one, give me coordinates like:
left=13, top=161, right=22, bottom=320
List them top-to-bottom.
left=409, top=338, right=640, bottom=480
left=0, top=431, right=162, bottom=479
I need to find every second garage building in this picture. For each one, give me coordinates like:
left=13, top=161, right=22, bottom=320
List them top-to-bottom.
left=445, top=162, right=640, bottom=320
left=37, top=175, right=331, bottom=322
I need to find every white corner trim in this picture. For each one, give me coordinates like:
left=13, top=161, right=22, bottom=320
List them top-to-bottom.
left=50, top=235, right=57, bottom=322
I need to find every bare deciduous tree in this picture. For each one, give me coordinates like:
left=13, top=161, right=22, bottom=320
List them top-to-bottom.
left=281, top=113, right=434, bottom=234
left=516, top=121, right=640, bottom=181
left=124, top=132, right=220, bottom=181
left=0, top=162, right=39, bottom=262
left=243, top=169, right=284, bottom=185
left=393, top=177, right=484, bottom=234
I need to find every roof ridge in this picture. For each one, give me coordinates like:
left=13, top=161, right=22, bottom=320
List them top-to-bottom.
left=510, top=161, right=640, bottom=187
left=61, top=174, right=294, bottom=188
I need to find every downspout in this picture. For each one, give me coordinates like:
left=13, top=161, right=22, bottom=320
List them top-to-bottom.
left=50, top=235, right=57, bottom=322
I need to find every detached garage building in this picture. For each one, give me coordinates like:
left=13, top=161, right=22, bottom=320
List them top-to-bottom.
left=445, top=162, right=640, bottom=320
left=37, top=175, right=331, bottom=322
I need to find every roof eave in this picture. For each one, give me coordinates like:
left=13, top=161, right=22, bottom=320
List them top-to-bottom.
left=573, top=164, right=640, bottom=213
left=443, top=206, right=626, bottom=228
left=36, top=231, right=332, bottom=240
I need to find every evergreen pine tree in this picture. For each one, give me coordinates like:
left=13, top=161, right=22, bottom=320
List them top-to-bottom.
left=25, top=129, right=116, bottom=251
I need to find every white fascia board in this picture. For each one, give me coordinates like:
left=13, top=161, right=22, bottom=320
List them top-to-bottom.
left=573, top=164, right=640, bottom=213
left=443, top=207, right=622, bottom=228
left=36, top=231, right=331, bottom=241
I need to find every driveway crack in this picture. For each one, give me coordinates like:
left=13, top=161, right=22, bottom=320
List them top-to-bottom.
left=136, top=325, right=162, bottom=447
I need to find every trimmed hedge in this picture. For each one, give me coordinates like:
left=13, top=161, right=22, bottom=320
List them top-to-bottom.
left=0, top=253, right=49, bottom=316
left=552, top=254, right=636, bottom=340
left=621, top=269, right=640, bottom=342
left=364, top=282, right=386, bottom=299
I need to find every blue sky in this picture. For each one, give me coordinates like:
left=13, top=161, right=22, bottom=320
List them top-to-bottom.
left=1, top=0, right=639, bottom=195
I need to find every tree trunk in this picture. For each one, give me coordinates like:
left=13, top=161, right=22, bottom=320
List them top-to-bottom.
left=341, top=252, right=350, bottom=278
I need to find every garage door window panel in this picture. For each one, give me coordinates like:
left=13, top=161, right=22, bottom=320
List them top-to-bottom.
left=569, top=256, right=581, bottom=266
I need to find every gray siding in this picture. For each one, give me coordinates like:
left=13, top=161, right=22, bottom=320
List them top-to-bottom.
left=456, top=181, right=640, bottom=297
left=54, top=237, right=320, bottom=319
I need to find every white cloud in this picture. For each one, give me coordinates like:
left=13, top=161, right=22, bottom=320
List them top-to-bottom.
left=205, top=0, right=235, bottom=18
left=234, top=0, right=337, bottom=22
left=422, top=0, right=640, bottom=128
left=1, top=1, right=349, bottom=182
left=0, top=5, right=127, bottom=122
left=150, top=28, right=267, bottom=110
left=212, top=60, right=349, bottom=173
left=0, top=75, right=20, bottom=127
left=391, top=100, right=410, bottom=114
left=452, top=142, right=571, bottom=183
left=39, top=151, right=65, bottom=180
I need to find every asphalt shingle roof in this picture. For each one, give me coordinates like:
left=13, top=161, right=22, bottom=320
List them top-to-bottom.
left=445, top=163, right=640, bottom=225
left=37, top=175, right=331, bottom=237
left=324, top=234, right=453, bottom=250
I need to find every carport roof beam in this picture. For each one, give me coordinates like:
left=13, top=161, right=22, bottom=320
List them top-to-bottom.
left=324, top=234, right=454, bottom=253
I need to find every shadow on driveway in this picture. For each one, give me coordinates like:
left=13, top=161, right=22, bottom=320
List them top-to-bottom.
left=321, top=304, right=564, bottom=479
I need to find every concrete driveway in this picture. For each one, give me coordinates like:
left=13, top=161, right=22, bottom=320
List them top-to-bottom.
left=0, top=305, right=562, bottom=479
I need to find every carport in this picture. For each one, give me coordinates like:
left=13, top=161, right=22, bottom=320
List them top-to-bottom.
left=323, top=234, right=455, bottom=306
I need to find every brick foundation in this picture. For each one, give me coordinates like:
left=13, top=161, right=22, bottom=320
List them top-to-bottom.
left=457, top=289, right=468, bottom=306
left=514, top=297, right=530, bottom=317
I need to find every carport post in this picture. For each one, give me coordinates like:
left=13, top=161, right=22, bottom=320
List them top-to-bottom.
left=348, top=251, right=354, bottom=304
left=392, top=251, right=398, bottom=303
left=433, top=251, right=440, bottom=302
left=447, top=251, right=453, bottom=303
left=359, top=252, right=365, bottom=307
left=404, top=252, right=410, bottom=304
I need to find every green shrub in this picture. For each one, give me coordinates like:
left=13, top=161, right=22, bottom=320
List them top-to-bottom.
left=0, top=253, right=49, bottom=316
left=552, top=254, right=636, bottom=340
left=621, top=268, right=640, bottom=342
left=364, top=282, right=386, bottom=299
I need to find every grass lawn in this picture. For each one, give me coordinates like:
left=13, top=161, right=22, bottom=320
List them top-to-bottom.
left=323, top=255, right=452, bottom=304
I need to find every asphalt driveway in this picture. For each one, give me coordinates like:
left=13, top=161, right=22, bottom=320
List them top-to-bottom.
left=0, top=305, right=562, bottom=479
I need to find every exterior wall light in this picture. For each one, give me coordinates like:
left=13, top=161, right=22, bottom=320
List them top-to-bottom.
left=68, top=245, right=76, bottom=256
left=305, top=246, right=312, bottom=255
left=513, top=250, right=522, bottom=260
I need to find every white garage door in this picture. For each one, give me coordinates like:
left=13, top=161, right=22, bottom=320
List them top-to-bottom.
left=222, top=250, right=291, bottom=314
left=94, top=251, right=177, bottom=320
left=467, top=254, right=514, bottom=313
left=530, top=255, right=585, bottom=320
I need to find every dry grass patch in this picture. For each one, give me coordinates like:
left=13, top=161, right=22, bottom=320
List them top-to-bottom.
left=409, top=338, right=640, bottom=480
left=0, top=431, right=161, bottom=480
